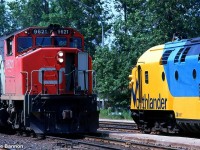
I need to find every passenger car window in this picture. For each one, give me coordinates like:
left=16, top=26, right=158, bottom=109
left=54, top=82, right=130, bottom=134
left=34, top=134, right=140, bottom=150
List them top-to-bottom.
left=145, top=71, right=149, bottom=84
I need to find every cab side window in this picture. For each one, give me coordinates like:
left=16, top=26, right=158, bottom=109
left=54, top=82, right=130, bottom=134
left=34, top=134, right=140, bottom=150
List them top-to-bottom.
left=6, top=36, right=13, bottom=56
left=17, top=37, right=33, bottom=52
left=70, top=38, right=82, bottom=49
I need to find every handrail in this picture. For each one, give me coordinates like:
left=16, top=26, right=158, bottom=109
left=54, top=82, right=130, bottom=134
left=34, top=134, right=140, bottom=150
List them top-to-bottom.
left=28, top=69, right=96, bottom=98
left=30, top=69, right=65, bottom=95
left=64, top=69, right=96, bottom=94
left=64, top=69, right=76, bottom=94
left=64, top=69, right=76, bottom=76
left=77, top=69, right=96, bottom=92
left=28, top=70, right=40, bottom=116
left=29, top=70, right=41, bottom=97
left=83, top=70, right=96, bottom=89
left=20, top=71, right=28, bottom=126
left=20, top=71, right=29, bottom=95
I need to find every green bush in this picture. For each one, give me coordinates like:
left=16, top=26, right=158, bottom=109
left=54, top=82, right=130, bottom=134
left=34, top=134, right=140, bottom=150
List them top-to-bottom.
left=99, top=109, right=132, bottom=120
left=99, top=109, right=109, bottom=119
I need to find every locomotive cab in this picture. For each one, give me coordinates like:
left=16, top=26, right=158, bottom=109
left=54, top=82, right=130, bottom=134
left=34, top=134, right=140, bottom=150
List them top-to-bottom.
left=0, top=24, right=99, bottom=135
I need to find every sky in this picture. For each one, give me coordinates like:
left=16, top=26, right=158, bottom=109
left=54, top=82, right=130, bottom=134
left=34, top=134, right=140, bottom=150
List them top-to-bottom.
left=101, top=0, right=120, bottom=46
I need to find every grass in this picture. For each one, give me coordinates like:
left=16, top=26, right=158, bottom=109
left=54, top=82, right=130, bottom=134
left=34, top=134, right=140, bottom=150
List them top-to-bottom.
left=99, top=109, right=132, bottom=120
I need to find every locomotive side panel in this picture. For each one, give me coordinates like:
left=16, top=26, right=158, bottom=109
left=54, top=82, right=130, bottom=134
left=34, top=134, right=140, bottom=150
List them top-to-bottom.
left=163, top=41, right=200, bottom=121
left=129, top=45, right=177, bottom=133
left=130, top=45, right=174, bottom=111
left=14, top=58, right=23, bottom=95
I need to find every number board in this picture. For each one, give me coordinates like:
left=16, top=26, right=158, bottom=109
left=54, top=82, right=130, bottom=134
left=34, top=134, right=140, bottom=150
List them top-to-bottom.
left=32, top=28, right=70, bottom=35
left=32, top=29, right=49, bottom=34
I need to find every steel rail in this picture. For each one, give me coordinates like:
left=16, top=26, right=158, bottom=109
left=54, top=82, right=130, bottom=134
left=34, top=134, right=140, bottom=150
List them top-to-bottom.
left=99, top=121, right=138, bottom=131
left=47, top=134, right=179, bottom=150
left=46, top=135, right=122, bottom=150
left=83, top=135, right=179, bottom=150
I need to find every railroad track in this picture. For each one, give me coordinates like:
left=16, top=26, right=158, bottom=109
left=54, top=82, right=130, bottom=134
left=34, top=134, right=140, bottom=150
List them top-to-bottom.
left=0, top=120, right=197, bottom=149
left=99, top=120, right=138, bottom=131
left=0, top=128, right=195, bottom=149
left=46, top=134, right=180, bottom=150
left=47, top=135, right=125, bottom=150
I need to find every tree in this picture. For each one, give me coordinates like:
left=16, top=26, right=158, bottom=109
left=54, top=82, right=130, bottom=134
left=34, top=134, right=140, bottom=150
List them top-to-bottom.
left=7, top=0, right=45, bottom=29
left=113, top=0, right=200, bottom=52
left=146, top=0, right=200, bottom=40
left=0, top=1, right=10, bottom=35
left=93, top=46, right=134, bottom=107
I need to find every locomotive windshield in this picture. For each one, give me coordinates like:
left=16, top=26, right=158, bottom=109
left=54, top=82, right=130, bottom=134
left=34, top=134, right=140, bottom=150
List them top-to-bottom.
left=16, top=26, right=83, bottom=53
left=17, top=36, right=82, bottom=52
left=17, top=37, right=33, bottom=52
left=36, top=37, right=51, bottom=46
left=36, top=37, right=67, bottom=47
left=54, top=37, right=67, bottom=47
left=70, top=37, right=82, bottom=49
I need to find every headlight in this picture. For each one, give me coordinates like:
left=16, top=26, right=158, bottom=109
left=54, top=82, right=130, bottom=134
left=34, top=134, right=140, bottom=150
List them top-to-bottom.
left=57, top=51, right=64, bottom=63
left=58, top=51, right=64, bottom=57
left=58, top=58, right=64, bottom=63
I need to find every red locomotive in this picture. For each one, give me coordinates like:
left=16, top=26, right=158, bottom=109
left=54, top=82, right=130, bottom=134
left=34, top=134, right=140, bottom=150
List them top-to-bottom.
left=0, top=24, right=99, bottom=135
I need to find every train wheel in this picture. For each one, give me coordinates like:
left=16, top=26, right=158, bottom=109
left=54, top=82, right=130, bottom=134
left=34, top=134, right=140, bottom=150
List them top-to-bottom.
left=0, top=108, right=9, bottom=127
left=140, top=124, right=151, bottom=134
left=141, top=126, right=151, bottom=134
left=143, top=128, right=151, bottom=134
left=16, top=131, right=21, bottom=136
left=22, top=131, right=29, bottom=137
left=30, top=132, right=36, bottom=138
left=36, top=134, right=45, bottom=140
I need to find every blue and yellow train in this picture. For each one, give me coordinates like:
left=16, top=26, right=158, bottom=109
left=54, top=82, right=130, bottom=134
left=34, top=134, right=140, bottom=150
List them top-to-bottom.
left=129, top=37, right=200, bottom=133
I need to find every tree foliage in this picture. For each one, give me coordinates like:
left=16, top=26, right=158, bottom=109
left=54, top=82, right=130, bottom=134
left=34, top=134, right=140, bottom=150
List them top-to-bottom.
left=7, top=0, right=44, bottom=29
left=93, top=0, right=200, bottom=108
left=0, top=1, right=10, bottom=35
left=93, top=47, right=138, bottom=107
